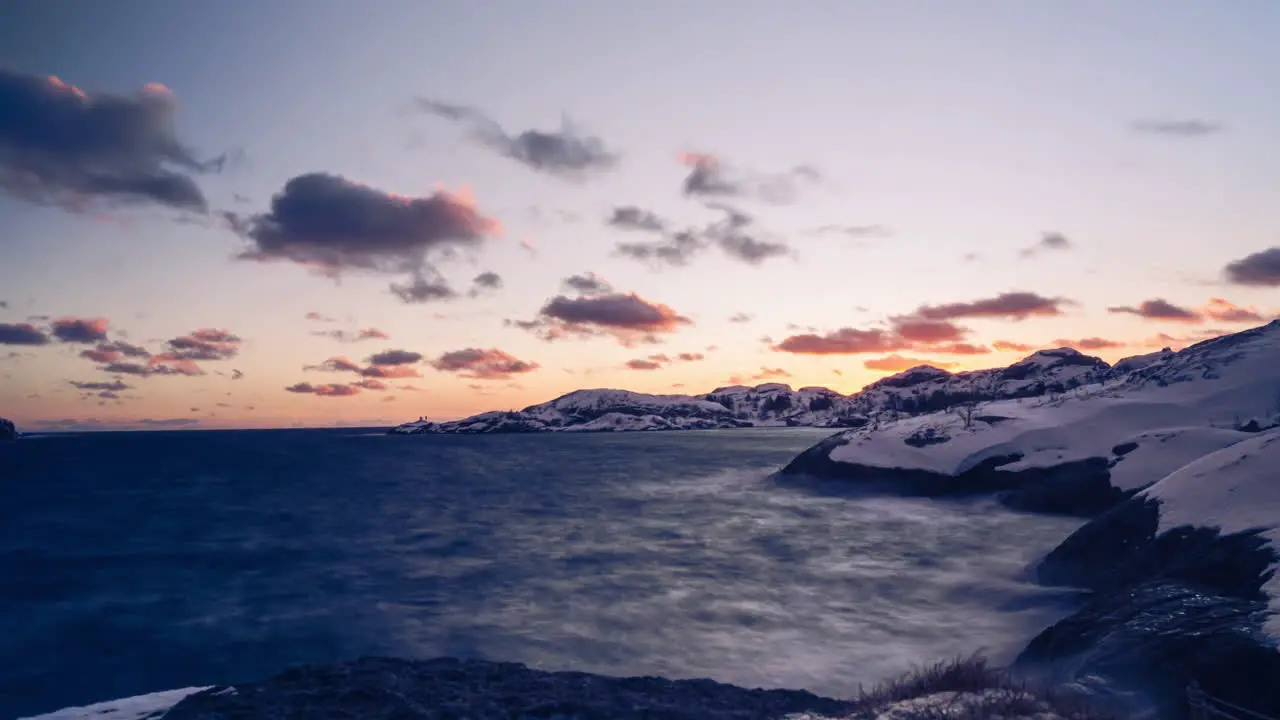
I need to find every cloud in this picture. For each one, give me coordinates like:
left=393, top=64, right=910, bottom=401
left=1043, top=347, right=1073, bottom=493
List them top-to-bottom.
left=0, top=69, right=223, bottom=212
left=418, top=99, right=618, bottom=178
left=1133, top=119, right=1222, bottom=138
left=678, top=151, right=819, bottom=204
left=227, top=173, right=501, bottom=301
left=614, top=204, right=791, bottom=268
left=608, top=206, right=667, bottom=233
left=808, top=224, right=892, bottom=240
left=1019, top=232, right=1072, bottom=258
left=1223, top=247, right=1280, bottom=287
left=469, top=271, right=503, bottom=295
left=562, top=272, right=612, bottom=296
left=512, top=292, right=693, bottom=346
left=915, top=292, right=1072, bottom=321
left=1107, top=298, right=1201, bottom=323
left=1200, top=298, right=1264, bottom=323
left=0, top=300, right=7, bottom=308
left=305, top=312, right=335, bottom=322
left=728, top=313, right=754, bottom=324
left=51, top=317, right=110, bottom=343
left=888, top=317, right=968, bottom=344
left=0, top=323, right=50, bottom=345
left=312, top=327, right=391, bottom=342
left=774, top=327, right=911, bottom=355
left=158, top=328, right=241, bottom=361
left=1051, top=337, right=1125, bottom=350
left=80, top=340, right=152, bottom=364
left=992, top=340, right=1037, bottom=352
left=429, top=348, right=540, bottom=379
left=368, top=349, right=422, bottom=366
left=676, top=352, right=704, bottom=362
left=864, top=355, right=958, bottom=373
left=626, top=358, right=663, bottom=371
left=753, top=367, right=791, bottom=379
left=231, top=369, right=244, bottom=380
left=350, top=378, right=387, bottom=390
left=70, top=379, right=130, bottom=392
left=285, top=382, right=361, bottom=397
left=137, top=418, right=200, bottom=427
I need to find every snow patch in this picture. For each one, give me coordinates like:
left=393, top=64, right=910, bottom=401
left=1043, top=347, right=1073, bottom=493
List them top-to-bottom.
left=19, top=687, right=212, bottom=720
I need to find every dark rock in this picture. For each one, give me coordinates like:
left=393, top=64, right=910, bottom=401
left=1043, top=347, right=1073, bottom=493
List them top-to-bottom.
left=0, top=418, right=15, bottom=441
left=903, top=427, right=950, bottom=448
left=1110, top=441, right=1138, bottom=456
left=779, top=446, right=1127, bottom=518
left=1019, top=490, right=1280, bottom=720
left=163, top=656, right=853, bottom=720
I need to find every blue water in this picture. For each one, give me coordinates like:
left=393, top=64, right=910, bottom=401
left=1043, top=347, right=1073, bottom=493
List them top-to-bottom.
left=0, top=428, right=1082, bottom=719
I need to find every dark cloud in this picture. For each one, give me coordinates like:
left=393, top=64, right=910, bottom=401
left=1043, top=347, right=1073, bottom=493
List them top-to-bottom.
left=0, top=69, right=222, bottom=212
left=418, top=99, right=618, bottom=178
left=1133, top=119, right=1222, bottom=138
left=678, top=152, right=819, bottom=204
left=227, top=173, right=500, bottom=301
left=614, top=204, right=791, bottom=268
left=608, top=206, right=667, bottom=233
left=1019, top=232, right=1072, bottom=258
left=1223, top=247, right=1280, bottom=287
left=391, top=271, right=459, bottom=303
left=471, top=271, right=503, bottom=292
left=562, top=272, right=612, bottom=296
left=512, top=292, right=693, bottom=346
left=915, top=292, right=1072, bottom=321
left=1107, top=299, right=1202, bottom=323
left=0, top=300, right=7, bottom=308
left=305, top=312, right=335, bottom=322
left=728, top=313, right=754, bottom=324
left=51, top=317, right=110, bottom=343
left=0, top=322, right=50, bottom=345
left=312, top=327, right=391, bottom=342
left=159, top=328, right=241, bottom=361
left=1051, top=337, right=1125, bottom=350
left=430, top=348, right=540, bottom=380
left=368, top=349, right=422, bottom=366
left=676, top=352, right=704, bottom=362
left=306, top=354, right=423, bottom=379
left=101, top=360, right=204, bottom=377
left=231, top=369, right=244, bottom=380
left=70, top=379, right=131, bottom=392
left=285, top=382, right=361, bottom=397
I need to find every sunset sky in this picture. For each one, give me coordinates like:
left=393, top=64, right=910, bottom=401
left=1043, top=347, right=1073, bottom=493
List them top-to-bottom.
left=2, top=0, right=1279, bottom=431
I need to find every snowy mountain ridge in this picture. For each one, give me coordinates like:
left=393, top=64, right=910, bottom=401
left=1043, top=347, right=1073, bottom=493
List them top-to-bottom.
left=390, top=339, right=1156, bottom=435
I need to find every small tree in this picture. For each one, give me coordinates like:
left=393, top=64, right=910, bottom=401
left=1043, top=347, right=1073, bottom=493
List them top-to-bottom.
left=952, top=399, right=981, bottom=429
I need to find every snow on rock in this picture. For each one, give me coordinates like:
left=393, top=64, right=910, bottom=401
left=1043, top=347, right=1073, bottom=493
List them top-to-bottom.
left=780, top=321, right=1280, bottom=516
left=389, top=342, right=1149, bottom=436
left=1018, top=428, right=1280, bottom=719
left=18, top=686, right=212, bottom=720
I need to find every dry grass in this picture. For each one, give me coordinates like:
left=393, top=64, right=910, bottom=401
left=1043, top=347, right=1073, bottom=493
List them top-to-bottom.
left=838, top=655, right=1118, bottom=720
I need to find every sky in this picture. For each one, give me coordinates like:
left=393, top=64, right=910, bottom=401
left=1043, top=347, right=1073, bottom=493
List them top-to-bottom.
left=1, top=0, right=1279, bottom=431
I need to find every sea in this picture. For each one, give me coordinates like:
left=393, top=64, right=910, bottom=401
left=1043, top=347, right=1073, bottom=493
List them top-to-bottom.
left=0, top=427, right=1085, bottom=719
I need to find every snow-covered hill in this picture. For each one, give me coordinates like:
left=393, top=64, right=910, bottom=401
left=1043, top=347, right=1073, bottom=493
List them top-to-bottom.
left=778, top=320, right=1280, bottom=515
left=390, top=343, right=1142, bottom=435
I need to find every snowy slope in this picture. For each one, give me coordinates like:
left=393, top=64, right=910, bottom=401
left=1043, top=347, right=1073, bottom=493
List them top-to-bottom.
left=780, top=321, right=1280, bottom=508
left=391, top=343, right=1147, bottom=435
left=1136, top=428, right=1280, bottom=639
left=18, top=687, right=212, bottom=720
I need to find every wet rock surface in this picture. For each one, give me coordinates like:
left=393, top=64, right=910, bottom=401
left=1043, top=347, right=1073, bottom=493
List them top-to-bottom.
left=163, top=656, right=855, bottom=720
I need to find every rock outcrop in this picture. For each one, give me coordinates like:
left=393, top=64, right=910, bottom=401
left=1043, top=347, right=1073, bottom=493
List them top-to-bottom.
left=0, top=417, right=16, bottom=441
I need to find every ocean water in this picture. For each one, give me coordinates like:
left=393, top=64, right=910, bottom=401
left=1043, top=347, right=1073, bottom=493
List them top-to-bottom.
left=0, top=427, right=1084, bottom=719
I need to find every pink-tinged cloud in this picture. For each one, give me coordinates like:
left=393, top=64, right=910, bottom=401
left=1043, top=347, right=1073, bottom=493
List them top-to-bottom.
left=229, top=173, right=502, bottom=302
left=1223, top=247, right=1280, bottom=287
left=514, top=292, right=693, bottom=346
left=915, top=292, right=1071, bottom=321
left=1200, top=298, right=1264, bottom=323
left=1107, top=299, right=1202, bottom=323
left=305, top=312, right=335, bottom=322
left=51, top=317, right=109, bottom=343
left=889, top=318, right=969, bottom=344
left=0, top=323, right=50, bottom=345
left=159, top=328, right=242, bottom=361
left=773, top=328, right=910, bottom=355
left=1052, top=337, right=1126, bottom=350
left=79, top=340, right=151, bottom=364
left=992, top=340, right=1038, bottom=352
left=929, top=342, right=991, bottom=355
left=429, top=348, right=540, bottom=379
left=676, top=352, right=705, bottom=362
left=305, top=354, right=423, bottom=378
left=864, top=355, right=958, bottom=372
left=626, top=358, right=663, bottom=370
left=359, top=365, right=421, bottom=379
left=350, top=378, right=388, bottom=390
left=285, top=382, right=361, bottom=397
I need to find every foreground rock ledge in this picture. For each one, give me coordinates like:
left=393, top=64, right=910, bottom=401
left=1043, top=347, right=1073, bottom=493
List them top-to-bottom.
left=163, top=656, right=1105, bottom=720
